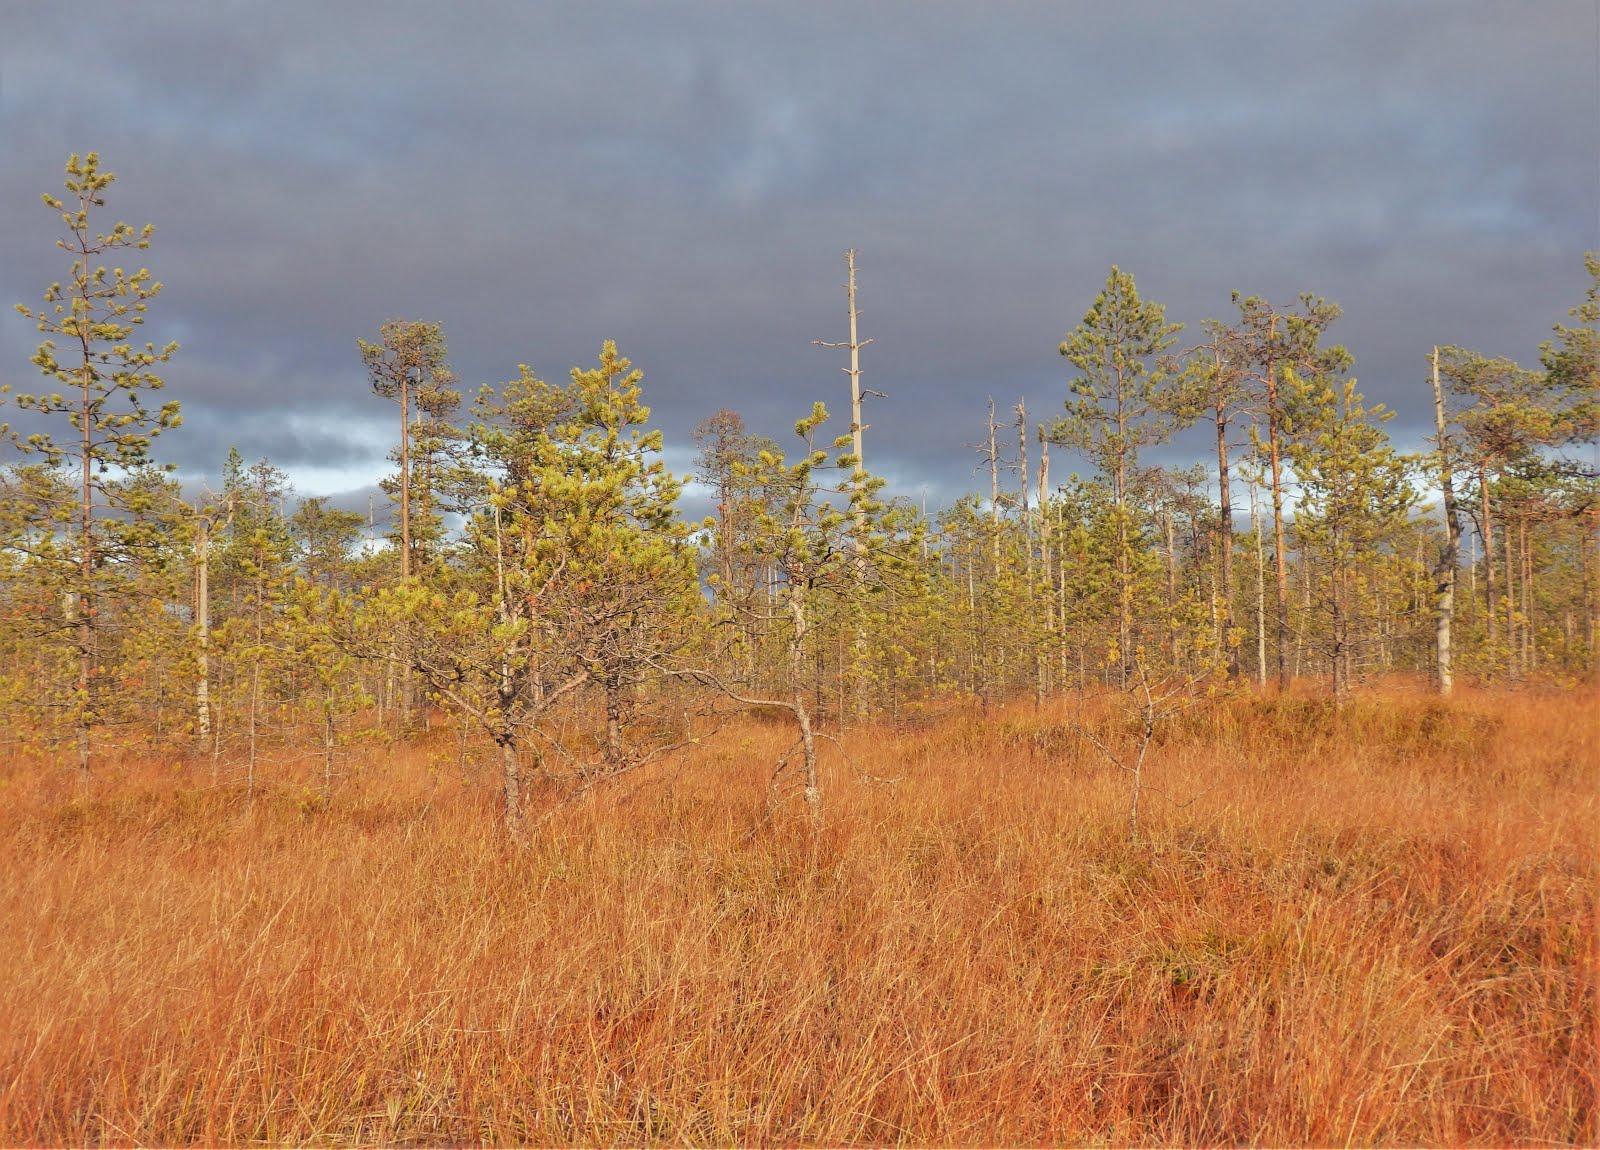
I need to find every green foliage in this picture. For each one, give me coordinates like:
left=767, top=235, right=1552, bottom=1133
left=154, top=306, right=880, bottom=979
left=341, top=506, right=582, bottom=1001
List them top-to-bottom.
left=3, top=150, right=1595, bottom=809
left=10, top=152, right=181, bottom=470
left=4, top=153, right=181, bottom=771
left=1540, top=252, right=1600, bottom=438
left=1051, top=265, right=1188, bottom=502
left=1049, top=268, right=1191, bottom=681
left=358, top=320, right=457, bottom=577
left=1284, top=374, right=1417, bottom=692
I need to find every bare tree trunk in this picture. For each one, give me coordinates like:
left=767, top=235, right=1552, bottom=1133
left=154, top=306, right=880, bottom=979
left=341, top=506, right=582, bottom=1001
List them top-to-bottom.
left=1216, top=347, right=1241, bottom=678
left=1431, top=347, right=1462, bottom=694
left=1214, top=357, right=1238, bottom=676
left=1267, top=379, right=1292, bottom=690
left=986, top=398, right=1001, bottom=566
left=1017, top=400, right=1031, bottom=554
left=1016, top=401, right=1044, bottom=704
left=1037, top=429, right=1052, bottom=701
left=1480, top=469, right=1498, bottom=647
left=1250, top=477, right=1268, bottom=688
left=1057, top=502, right=1070, bottom=688
left=1163, top=509, right=1180, bottom=667
left=1504, top=513, right=1517, bottom=679
left=1521, top=517, right=1534, bottom=672
left=195, top=519, right=212, bottom=739
left=1584, top=519, right=1598, bottom=676
left=1467, top=527, right=1478, bottom=636
left=788, top=587, right=821, bottom=828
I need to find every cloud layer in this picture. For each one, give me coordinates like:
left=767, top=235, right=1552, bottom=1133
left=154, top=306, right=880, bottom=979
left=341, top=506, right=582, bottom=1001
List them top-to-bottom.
left=3, top=1, right=1594, bottom=514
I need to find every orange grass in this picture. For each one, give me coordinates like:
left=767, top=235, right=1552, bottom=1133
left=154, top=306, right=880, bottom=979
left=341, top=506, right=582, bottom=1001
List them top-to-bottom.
left=0, top=684, right=1595, bottom=1146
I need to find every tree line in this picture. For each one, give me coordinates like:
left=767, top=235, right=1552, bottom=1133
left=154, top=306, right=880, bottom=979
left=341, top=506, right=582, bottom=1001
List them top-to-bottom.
left=3, top=154, right=1595, bottom=836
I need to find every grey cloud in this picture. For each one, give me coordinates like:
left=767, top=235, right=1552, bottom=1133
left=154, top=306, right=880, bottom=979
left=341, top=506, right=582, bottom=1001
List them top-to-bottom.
left=2, top=1, right=1594, bottom=507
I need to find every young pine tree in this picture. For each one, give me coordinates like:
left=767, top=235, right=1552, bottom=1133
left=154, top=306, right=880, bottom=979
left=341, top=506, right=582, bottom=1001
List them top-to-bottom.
left=9, top=152, right=181, bottom=780
left=1050, top=266, right=1188, bottom=684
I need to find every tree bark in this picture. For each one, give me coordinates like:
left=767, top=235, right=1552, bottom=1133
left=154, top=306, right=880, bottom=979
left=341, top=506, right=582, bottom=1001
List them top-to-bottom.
left=1431, top=347, right=1462, bottom=694
left=1266, top=361, right=1292, bottom=690
left=1215, top=369, right=1238, bottom=676
left=1479, top=468, right=1497, bottom=646
left=1504, top=511, right=1517, bottom=678
left=195, top=518, right=212, bottom=739
left=789, top=585, right=822, bottom=829
left=500, top=735, right=525, bottom=845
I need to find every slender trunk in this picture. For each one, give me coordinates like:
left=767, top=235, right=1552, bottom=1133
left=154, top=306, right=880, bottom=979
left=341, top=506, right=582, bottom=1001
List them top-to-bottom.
left=836, top=251, right=870, bottom=720
left=1431, top=347, right=1461, bottom=694
left=77, top=360, right=94, bottom=783
left=1266, top=367, right=1291, bottom=689
left=398, top=373, right=416, bottom=731
left=400, top=373, right=411, bottom=579
left=1215, top=382, right=1237, bottom=675
left=987, top=398, right=1001, bottom=566
left=1017, top=400, right=1031, bottom=554
left=1016, top=402, right=1042, bottom=703
left=1112, top=405, right=1133, bottom=690
left=1037, top=429, right=1052, bottom=701
left=1479, top=468, right=1498, bottom=646
left=1250, top=476, right=1268, bottom=688
left=718, top=477, right=735, bottom=608
left=1057, top=502, right=1070, bottom=688
left=490, top=506, right=526, bottom=845
left=1163, top=509, right=1179, bottom=662
left=1504, top=511, right=1517, bottom=678
left=1521, top=517, right=1534, bottom=672
left=196, top=519, right=212, bottom=738
left=1584, top=519, right=1598, bottom=676
left=1468, top=528, right=1478, bottom=623
left=1295, top=551, right=1310, bottom=679
left=967, top=552, right=981, bottom=701
left=1331, top=557, right=1348, bottom=697
left=250, top=564, right=265, bottom=796
left=788, top=585, right=821, bottom=828
left=248, top=661, right=260, bottom=798
left=1129, top=673, right=1156, bottom=842
left=211, top=704, right=223, bottom=785
left=322, top=705, right=336, bottom=801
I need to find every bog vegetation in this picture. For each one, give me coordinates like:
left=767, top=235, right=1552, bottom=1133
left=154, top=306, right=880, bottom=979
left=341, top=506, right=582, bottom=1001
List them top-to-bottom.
left=0, top=154, right=1595, bottom=1145
left=1, top=690, right=1595, bottom=1145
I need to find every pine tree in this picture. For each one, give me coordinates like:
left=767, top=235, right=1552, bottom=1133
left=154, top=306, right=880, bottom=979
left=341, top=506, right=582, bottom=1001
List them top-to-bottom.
left=8, top=152, right=180, bottom=780
left=1049, top=266, right=1187, bottom=684
left=1231, top=292, right=1349, bottom=688
left=358, top=319, right=455, bottom=582
left=559, top=341, right=700, bottom=772
left=361, top=343, right=699, bottom=841
left=1283, top=374, right=1415, bottom=695
left=673, top=403, right=918, bottom=827
left=211, top=458, right=296, bottom=791
left=290, top=497, right=368, bottom=591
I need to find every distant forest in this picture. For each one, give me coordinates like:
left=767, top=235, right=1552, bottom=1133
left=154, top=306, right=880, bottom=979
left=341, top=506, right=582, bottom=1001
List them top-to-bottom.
left=4, top=153, right=1596, bottom=833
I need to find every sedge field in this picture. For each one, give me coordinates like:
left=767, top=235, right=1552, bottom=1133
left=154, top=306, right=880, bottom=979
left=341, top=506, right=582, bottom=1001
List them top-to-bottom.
left=0, top=685, right=1595, bottom=1147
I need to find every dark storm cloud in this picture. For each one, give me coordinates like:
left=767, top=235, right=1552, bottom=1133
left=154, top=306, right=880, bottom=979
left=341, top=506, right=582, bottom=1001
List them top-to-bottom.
left=2, top=1, right=1594, bottom=507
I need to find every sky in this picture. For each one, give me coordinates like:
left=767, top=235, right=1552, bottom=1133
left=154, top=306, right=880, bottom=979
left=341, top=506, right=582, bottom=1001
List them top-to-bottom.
left=2, top=1, right=1596, bottom=521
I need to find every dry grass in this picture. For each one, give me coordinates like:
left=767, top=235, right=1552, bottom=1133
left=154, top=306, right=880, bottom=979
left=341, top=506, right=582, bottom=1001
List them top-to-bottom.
left=0, top=684, right=1594, bottom=1146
